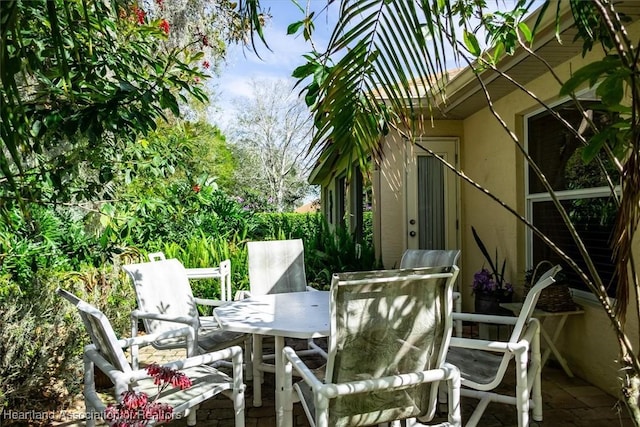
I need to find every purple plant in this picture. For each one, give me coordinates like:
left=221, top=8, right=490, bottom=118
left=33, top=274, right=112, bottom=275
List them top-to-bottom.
left=471, top=226, right=514, bottom=296
left=472, top=267, right=513, bottom=295
left=472, top=268, right=496, bottom=293
left=103, top=363, right=192, bottom=426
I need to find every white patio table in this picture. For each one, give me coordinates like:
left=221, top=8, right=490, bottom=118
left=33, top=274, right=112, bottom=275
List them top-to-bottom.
left=213, top=291, right=330, bottom=427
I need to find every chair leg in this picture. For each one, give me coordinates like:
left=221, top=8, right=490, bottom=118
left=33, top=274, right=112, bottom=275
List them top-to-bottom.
left=531, top=325, right=543, bottom=422
left=245, top=335, right=253, bottom=381
left=233, top=348, right=246, bottom=427
left=515, top=349, right=530, bottom=427
left=83, top=356, right=98, bottom=427
left=283, top=359, right=294, bottom=427
left=448, top=368, right=462, bottom=427
left=234, top=393, right=246, bottom=427
left=315, top=393, right=330, bottom=427
left=465, top=396, right=491, bottom=427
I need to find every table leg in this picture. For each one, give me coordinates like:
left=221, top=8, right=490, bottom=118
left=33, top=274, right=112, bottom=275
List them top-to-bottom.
left=540, top=315, right=574, bottom=377
left=253, top=334, right=263, bottom=407
left=275, top=335, right=291, bottom=427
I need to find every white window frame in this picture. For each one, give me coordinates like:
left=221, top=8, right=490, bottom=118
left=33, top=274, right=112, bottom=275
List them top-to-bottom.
left=524, top=93, right=620, bottom=305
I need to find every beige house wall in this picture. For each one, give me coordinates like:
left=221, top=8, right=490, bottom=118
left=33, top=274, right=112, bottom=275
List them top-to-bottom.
left=319, top=15, right=640, bottom=400
left=372, top=19, right=640, bottom=398
left=455, top=25, right=640, bottom=396
left=375, top=121, right=464, bottom=268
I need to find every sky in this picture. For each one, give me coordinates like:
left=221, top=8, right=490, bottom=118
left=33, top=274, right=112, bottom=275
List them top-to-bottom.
left=207, top=0, right=545, bottom=129
left=208, top=0, right=339, bottom=130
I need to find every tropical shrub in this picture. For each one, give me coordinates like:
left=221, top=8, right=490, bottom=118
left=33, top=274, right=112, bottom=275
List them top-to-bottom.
left=252, top=212, right=325, bottom=241
left=304, top=221, right=380, bottom=289
left=0, top=263, right=136, bottom=412
left=0, top=270, right=82, bottom=411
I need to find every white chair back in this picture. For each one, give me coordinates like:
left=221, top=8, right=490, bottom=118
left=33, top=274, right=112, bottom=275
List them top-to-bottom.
left=247, top=239, right=307, bottom=295
left=400, top=249, right=461, bottom=269
left=123, top=259, right=201, bottom=334
left=509, top=264, right=562, bottom=343
left=325, top=266, right=459, bottom=425
left=57, top=289, right=132, bottom=374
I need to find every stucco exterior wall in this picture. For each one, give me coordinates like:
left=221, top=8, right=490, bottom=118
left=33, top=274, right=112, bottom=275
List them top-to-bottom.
left=322, top=15, right=640, bottom=400
left=456, top=22, right=640, bottom=396
left=460, top=106, right=522, bottom=310
left=376, top=122, right=464, bottom=268
left=375, top=130, right=407, bottom=268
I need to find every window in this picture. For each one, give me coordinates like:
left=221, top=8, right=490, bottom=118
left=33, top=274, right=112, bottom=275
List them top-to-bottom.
left=526, top=99, right=619, bottom=296
left=336, top=175, right=347, bottom=228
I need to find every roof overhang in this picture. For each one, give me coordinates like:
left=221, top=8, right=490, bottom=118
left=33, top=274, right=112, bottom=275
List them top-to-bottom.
left=309, top=1, right=640, bottom=183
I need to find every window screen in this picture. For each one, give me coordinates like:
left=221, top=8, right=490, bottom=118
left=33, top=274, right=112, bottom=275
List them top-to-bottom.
left=527, top=100, right=619, bottom=296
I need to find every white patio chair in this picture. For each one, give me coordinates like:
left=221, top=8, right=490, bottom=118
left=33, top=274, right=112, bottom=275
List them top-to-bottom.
left=245, top=238, right=327, bottom=406
left=400, top=249, right=463, bottom=337
left=148, top=252, right=233, bottom=302
left=122, top=259, right=251, bottom=375
left=446, top=264, right=562, bottom=427
left=283, top=266, right=461, bottom=427
left=57, top=288, right=245, bottom=427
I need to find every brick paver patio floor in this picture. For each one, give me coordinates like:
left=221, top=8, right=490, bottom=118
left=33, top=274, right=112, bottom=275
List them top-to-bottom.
left=49, top=336, right=633, bottom=427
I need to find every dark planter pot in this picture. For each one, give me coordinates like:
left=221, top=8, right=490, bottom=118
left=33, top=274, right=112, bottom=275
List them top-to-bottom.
left=474, top=291, right=513, bottom=315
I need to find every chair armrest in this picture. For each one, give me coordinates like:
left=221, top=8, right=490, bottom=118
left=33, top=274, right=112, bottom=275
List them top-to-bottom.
left=185, top=267, right=222, bottom=279
left=234, top=290, right=252, bottom=300
left=193, top=297, right=225, bottom=307
left=131, top=309, right=198, bottom=328
left=452, top=312, right=518, bottom=325
left=449, top=318, right=540, bottom=354
left=118, top=326, right=194, bottom=350
left=450, top=337, right=513, bottom=352
left=87, top=345, right=243, bottom=386
left=159, top=345, right=243, bottom=373
left=283, top=346, right=325, bottom=389
left=283, top=347, right=459, bottom=397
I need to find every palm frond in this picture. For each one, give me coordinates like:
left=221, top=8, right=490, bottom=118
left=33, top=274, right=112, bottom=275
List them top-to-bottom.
left=301, top=0, right=463, bottom=177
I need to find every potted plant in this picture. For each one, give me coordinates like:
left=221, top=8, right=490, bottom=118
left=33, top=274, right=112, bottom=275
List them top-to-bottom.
left=471, top=227, right=514, bottom=315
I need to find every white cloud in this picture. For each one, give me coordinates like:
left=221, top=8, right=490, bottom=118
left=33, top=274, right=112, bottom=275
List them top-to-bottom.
left=209, top=0, right=337, bottom=129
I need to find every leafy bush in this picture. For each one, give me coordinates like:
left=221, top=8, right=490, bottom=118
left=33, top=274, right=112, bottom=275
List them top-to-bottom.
left=107, top=184, right=258, bottom=246
left=0, top=204, right=138, bottom=412
left=0, top=206, right=118, bottom=294
left=252, top=212, right=324, bottom=241
left=304, top=221, right=380, bottom=289
left=0, top=262, right=136, bottom=412
left=0, top=275, right=82, bottom=411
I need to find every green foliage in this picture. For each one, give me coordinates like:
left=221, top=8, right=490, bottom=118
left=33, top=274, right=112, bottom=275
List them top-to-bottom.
left=1, top=0, right=211, bottom=208
left=560, top=56, right=633, bottom=163
left=128, top=122, right=237, bottom=192
left=105, top=183, right=255, bottom=246
left=0, top=206, right=116, bottom=293
left=252, top=212, right=325, bottom=241
left=304, top=221, right=381, bottom=290
left=160, top=235, right=250, bottom=304
left=0, top=263, right=136, bottom=411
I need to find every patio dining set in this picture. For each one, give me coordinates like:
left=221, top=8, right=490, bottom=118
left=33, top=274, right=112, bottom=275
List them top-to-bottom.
left=58, top=239, right=562, bottom=427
